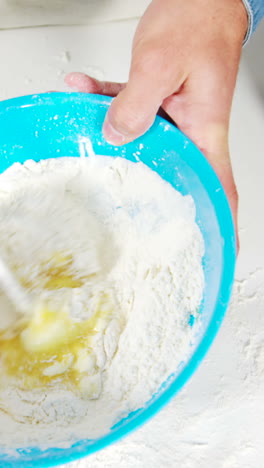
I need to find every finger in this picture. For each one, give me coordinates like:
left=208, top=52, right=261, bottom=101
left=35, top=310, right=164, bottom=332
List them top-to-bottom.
left=162, top=68, right=239, bottom=239
left=65, top=72, right=125, bottom=97
left=165, top=96, right=239, bottom=248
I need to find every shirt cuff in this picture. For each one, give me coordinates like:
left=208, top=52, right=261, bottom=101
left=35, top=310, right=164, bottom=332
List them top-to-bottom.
left=241, top=0, right=264, bottom=45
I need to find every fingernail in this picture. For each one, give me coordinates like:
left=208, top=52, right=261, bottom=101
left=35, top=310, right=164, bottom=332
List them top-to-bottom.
left=103, top=117, right=127, bottom=145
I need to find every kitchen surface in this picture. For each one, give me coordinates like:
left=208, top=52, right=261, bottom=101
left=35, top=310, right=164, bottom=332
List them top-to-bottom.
left=0, top=4, right=263, bottom=467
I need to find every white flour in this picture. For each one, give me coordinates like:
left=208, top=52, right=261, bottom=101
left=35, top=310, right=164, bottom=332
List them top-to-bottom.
left=0, top=155, right=204, bottom=452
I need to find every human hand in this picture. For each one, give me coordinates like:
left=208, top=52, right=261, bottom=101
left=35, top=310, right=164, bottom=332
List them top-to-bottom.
left=65, top=0, right=248, bottom=236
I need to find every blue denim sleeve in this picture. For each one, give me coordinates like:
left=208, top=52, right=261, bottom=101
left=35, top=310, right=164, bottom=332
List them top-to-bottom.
left=242, top=0, right=264, bottom=44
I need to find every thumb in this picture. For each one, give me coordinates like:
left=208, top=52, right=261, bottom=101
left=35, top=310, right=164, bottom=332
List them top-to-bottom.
left=103, top=50, right=185, bottom=145
left=103, top=85, right=160, bottom=146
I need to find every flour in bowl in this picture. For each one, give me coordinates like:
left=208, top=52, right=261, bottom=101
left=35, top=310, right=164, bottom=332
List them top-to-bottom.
left=0, top=155, right=204, bottom=451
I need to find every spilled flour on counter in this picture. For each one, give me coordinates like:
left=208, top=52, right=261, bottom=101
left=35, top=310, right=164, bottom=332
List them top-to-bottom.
left=0, top=156, right=204, bottom=452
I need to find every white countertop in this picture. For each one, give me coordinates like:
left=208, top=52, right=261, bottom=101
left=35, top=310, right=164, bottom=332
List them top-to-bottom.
left=0, top=11, right=263, bottom=468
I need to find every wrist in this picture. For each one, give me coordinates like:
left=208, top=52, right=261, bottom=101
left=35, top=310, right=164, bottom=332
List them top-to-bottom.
left=219, top=0, right=249, bottom=44
left=234, top=0, right=250, bottom=40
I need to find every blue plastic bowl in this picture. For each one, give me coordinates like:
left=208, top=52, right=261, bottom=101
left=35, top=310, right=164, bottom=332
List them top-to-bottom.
left=0, top=93, right=235, bottom=467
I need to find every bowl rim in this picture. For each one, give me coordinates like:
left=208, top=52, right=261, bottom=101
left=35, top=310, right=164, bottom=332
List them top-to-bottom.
left=0, top=92, right=236, bottom=468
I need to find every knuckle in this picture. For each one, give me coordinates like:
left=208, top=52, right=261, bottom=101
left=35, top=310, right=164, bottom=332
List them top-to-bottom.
left=132, top=41, right=185, bottom=95
left=133, top=41, right=176, bottom=84
left=133, top=44, right=164, bottom=76
left=87, top=79, right=101, bottom=94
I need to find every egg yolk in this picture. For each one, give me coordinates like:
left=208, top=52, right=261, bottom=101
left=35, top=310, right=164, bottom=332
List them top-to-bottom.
left=0, top=253, right=112, bottom=398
